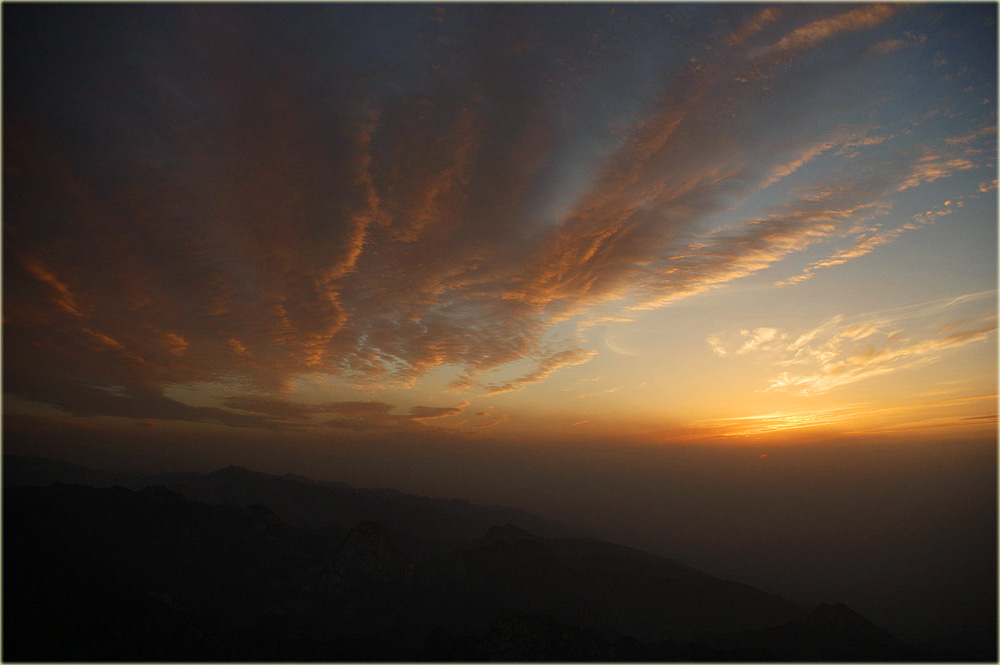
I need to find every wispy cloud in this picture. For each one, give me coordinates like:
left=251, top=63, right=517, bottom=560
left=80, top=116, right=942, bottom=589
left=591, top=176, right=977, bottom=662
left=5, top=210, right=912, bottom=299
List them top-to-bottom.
left=4, top=4, right=993, bottom=428
left=752, top=4, right=898, bottom=59
left=725, top=7, right=781, bottom=46
left=868, top=38, right=904, bottom=55
left=945, top=125, right=997, bottom=145
left=772, top=131, right=991, bottom=285
left=760, top=138, right=839, bottom=189
left=898, top=155, right=976, bottom=191
left=635, top=200, right=892, bottom=308
left=776, top=202, right=956, bottom=286
left=20, top=256, right=83, bottom=317
left=710, top=292, right=997, bottom=396
left=766, top=322, right=996, bottom=395
left=739, top=327, right=782, bottom=354
left=706, top=334, right=729, bottom=357
left=483, top=347, right=598, bottom=396
left=577, top=387, right=619, bottom=399
left=695, top=390, right=998, bottom=438
left=222, top=395, right=471, bottom=431
left=410, top=400, right=470, bottom=421
left=694, top=405, right=865, bottom=437
left=468, top=410, right=509, bottom=430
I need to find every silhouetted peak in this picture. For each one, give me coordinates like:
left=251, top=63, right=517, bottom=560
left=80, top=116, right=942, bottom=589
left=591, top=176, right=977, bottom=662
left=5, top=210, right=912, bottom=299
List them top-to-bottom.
left=215, top=464, right=250, bottom=473
left=209, top=465, right=268, bottom=480
left=138, top=485, right=180, bottom=500
left=483, top=523, right=536, bottom=544
left=803, top=602, right=899, bottom=642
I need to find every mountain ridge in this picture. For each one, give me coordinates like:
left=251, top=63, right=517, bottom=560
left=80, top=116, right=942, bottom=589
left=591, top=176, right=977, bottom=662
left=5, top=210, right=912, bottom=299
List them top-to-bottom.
left=2, top=454, right=959, bottom=661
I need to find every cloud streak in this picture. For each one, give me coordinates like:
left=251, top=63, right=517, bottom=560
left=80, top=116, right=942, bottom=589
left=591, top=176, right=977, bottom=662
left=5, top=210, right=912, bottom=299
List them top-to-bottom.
left=752, top=4, right=898, bottom=59
left=710, top=292, right=997, bottom=396
left=483, top=348, right=598, bottom=396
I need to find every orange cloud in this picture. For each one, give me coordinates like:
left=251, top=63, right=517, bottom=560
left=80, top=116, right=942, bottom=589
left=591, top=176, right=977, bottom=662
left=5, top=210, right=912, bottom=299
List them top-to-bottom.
left=5, top=4, right=993, bottom=429
left=754, top=4, right=898, bottom=59
left=726, top=7, right=781, bottom=46
left=869, top=38, right=904, bottom=55
left=945, top=125, right=997, bottom=145
left=760, top=139, right=839, bottom=189
left=898, top=155, right=976, bottom=191
left=776, top=222, right=921, bottom=287
left=20, top=256, right=82, bottom=317
left=708, top=292, right=997, bottom=397
left=769, top=318, right=996, bottom=396
left=739, top=327, right=781, bottom=354
left=163, top=333, right=190, bottom=357
left=483, top=348, right=598, bottom=396
left=577, top=387, right=618, bottom=399
left=223, top=395, right=473, bottom=433
left=410, top=400, right=470, bottom=421
left=695, top=405, right=863, bottom=438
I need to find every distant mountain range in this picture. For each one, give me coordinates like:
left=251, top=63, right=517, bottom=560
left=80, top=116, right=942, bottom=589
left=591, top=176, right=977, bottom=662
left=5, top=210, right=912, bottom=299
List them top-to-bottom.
left=3, top=455, right=959, bottom=661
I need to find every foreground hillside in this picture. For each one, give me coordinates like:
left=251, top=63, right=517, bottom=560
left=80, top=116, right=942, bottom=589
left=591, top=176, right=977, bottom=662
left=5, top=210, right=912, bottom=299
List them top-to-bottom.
left=3, top=456, right=957, bottom=661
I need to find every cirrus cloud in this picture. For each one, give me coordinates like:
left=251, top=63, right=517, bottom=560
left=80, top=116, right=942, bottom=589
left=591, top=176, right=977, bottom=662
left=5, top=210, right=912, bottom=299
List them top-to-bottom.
left=4, top=3, right=993, bottom=430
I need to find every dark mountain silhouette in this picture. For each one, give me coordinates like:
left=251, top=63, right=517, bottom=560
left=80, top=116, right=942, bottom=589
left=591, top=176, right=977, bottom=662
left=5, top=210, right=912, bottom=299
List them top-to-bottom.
left=3, top=453, right=132, bottom=488
left=4, top=454, right=582, bottom=549
left=2, top=455, right=966, bottom=661
left=698, top=601, right=955, bottom=661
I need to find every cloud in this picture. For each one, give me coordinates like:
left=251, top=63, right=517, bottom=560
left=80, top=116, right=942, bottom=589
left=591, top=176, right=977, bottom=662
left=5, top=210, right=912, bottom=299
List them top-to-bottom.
left=5, top=4, right=991, bottom=428
left=753, top=4, right=898, bottom=59
left=726, top=7, right=781, bottom=46
left=869, top=38, right=904, bottom=55
left=945, top=125, right=997, bottom=145
left=760, top=139, right=838, bottom=189
left=774, top=146, right=992, bottom=285
left=898, top=155, right=976, bottom=191
left=635, top=199, right=893, bottom=308
left=775, top=212, right=944, bottom=287
left=20, top=256, right=83, bottom=317
left=708, top=292, right=997, bottom=396
left=779, top=308, right=994, bottom=396
left=575, top=316, right=635, bottom=333
left=774, top=323, right=996, bottom=395
left=739, top=327, right=780, bottom=354
left=162, top=333, right=189, bottom=357
left=706, top=334, right=729, bottom=357
left=483, top=347, right=598, bottom=396
left=3, top=358, right=288, bottom=430
left=577, top=387, right=619, bottom=399
left=695, top=390, right=998, bottom=438
left=225, top=394, right=472, bottom=431
left=223, top=395, right=339, bottom=420
left=409, top=400, right=470, bottom=420
left=694, top=405, right=864, bottom=437
left=468, top=412, right=510, bottom=430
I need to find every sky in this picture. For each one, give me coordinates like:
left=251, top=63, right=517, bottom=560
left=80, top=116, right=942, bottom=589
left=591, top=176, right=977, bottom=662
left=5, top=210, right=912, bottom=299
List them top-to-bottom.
left=3, top=1, right=997, bottom=648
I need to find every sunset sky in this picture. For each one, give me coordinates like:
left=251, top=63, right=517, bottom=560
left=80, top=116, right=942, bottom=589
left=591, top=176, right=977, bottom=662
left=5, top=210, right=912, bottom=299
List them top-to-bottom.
left=4, top=2, right=997, bottom=645
left=6, top=3, right=995, bottom=447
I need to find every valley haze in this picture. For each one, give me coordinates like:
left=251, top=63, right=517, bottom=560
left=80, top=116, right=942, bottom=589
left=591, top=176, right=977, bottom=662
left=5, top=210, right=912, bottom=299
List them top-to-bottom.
left=3, top=2, right=997, bottom=662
